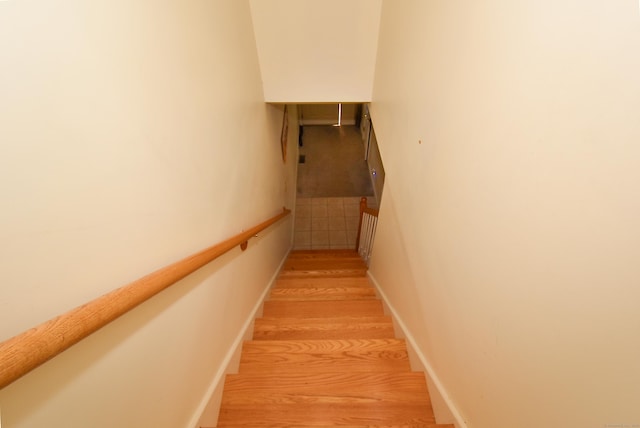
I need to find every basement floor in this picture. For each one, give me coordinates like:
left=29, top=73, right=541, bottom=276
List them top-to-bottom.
left=294, top=125, right=377, bottom=250
left=296, top=125, right=374, bottom=198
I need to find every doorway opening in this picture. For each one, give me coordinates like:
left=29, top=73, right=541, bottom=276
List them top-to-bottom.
left=293, top=103, right=385, bottom=250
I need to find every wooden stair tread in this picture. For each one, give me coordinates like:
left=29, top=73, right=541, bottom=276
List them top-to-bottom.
left=289, top=249, right=360, bottom=256
left=280, top=250, right=367, bottom=279
left=216, top=251, right=446, bottom=427
left=284, top=255, right=364, bottom=262
left=283, top=259, right=367, bottom=269
left=278, top=269, right=367, bottom=279
left=274, top=277, right=372, bottom=289
left=269, top=287, right=377, bottom=301
left=263, top=300, right=384, bottom=318
left=254, top=316, right=393, bottom=325
left=253, top=317, right=396, bottom=340
left=239, top=339, right=411, bottom=372
left=218, top=371, right=435, bottom=425
left=222, top=371, right=430, bottom=403
left=217, top=404, right=435, bottom=426
left=212, top=423, right=455, bottom=428
left=213, top=425, right=451, bottom=428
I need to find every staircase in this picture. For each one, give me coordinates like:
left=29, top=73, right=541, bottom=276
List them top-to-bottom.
left=214, top=249, right=453, bottom=428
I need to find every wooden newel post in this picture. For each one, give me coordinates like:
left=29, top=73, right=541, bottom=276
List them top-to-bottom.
left=355, top=197, right=367, bottom=251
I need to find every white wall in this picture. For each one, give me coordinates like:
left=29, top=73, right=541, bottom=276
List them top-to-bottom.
left=249, top=0, right=382, bottom=102
left=0, top=1, right=297, bottom=427
left=370, top=1, right=640, bottom=427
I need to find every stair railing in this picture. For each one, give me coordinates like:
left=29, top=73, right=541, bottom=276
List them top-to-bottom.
left=355, top=197, right=379, bottom=265
left=0, top=207, right=291, bottom=390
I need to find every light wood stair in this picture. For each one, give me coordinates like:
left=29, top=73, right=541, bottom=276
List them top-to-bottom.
left=214, top=250, right=453, bottom=428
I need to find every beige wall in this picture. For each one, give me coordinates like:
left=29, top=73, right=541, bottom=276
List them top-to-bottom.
left=249, top=0, right=382, bottom=102
left=0, top=1, right=296, bottom=427
left=370, top=1, right=640, bottom=427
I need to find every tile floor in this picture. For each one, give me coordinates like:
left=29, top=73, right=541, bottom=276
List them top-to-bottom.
left=294, top=196, right=377, bottom=250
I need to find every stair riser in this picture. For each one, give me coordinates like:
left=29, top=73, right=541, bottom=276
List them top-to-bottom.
left=287, top=249, right=361, bottom=257
left=216, top=250, right=441, bottom=427
left=283, top=261, right=367, bottom=270
left=278, top=269, right=367, bottom=278
left=274, top=277, right=372, bottom=289
left=269, top=295, right=377, bottom=302
left=262, top=300, right=384, bottom=318
left=252, top=317, right=396, bottom=340
left=252, top=328, right=396, bottom=340
left=242, top=338, right=407, bottom=353
left=240, top=339, right=411, bottom=372
left=239, top=360, right=410, bottom=373
left=217, top=404, right=435, bottom=426
left=216, top=425, right=449, bottom=428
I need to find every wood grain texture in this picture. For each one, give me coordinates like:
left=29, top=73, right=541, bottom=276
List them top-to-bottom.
left=0, top=208, right=291, bottom=390
left=217, top=249, right=447, bottom=427
left=288, top=249, right=360, bottom=256
left=281, top=250, right=368, bottom=279
left=286, top=254, right=363, bottom=262
left=283, top=259, right=367, bottom=272
left=278, top=268, right=367, bottom=278
left=275, top=277, right=372, bottom=289
left=269, top=287, right=376, bottom=301
left=262, top=300, right=384, bottom=318
left=253, top=316, right=396, bottom=340
left=239, top=339, right=411, bottom=373
left=219, top=372, right=434, bottom=426
left=222, top=372, right=429, bottom=401
left=218, top=404, right=436, bottom=427
left=208, top=422, right=455, bottom=428
left=210, top=424, right=452, bottom=428
left=215, top=426, right=451, bottom=428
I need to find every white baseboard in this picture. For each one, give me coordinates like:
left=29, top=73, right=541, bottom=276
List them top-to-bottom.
left=299, top=119, right=356, bottom=126
left=188, top=249, right=291, bottom=428
left=367, top=272, right=468, bottom=428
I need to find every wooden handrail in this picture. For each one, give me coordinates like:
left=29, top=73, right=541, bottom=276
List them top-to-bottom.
left=355, top=197, right=379, bottom=250
left=0, top=207, right=291, bottom=390
left=363, top=207, right=379, bottom=217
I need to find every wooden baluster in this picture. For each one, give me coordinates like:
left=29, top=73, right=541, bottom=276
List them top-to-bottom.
left=355, top=197, right=367, bottom=251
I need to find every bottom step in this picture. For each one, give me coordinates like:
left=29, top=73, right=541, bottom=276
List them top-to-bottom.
left=218, top=372, right=434, bottom=426
left=217, top=404, right=436, bottom=426
left=209, top=425, right=453, bottom=428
